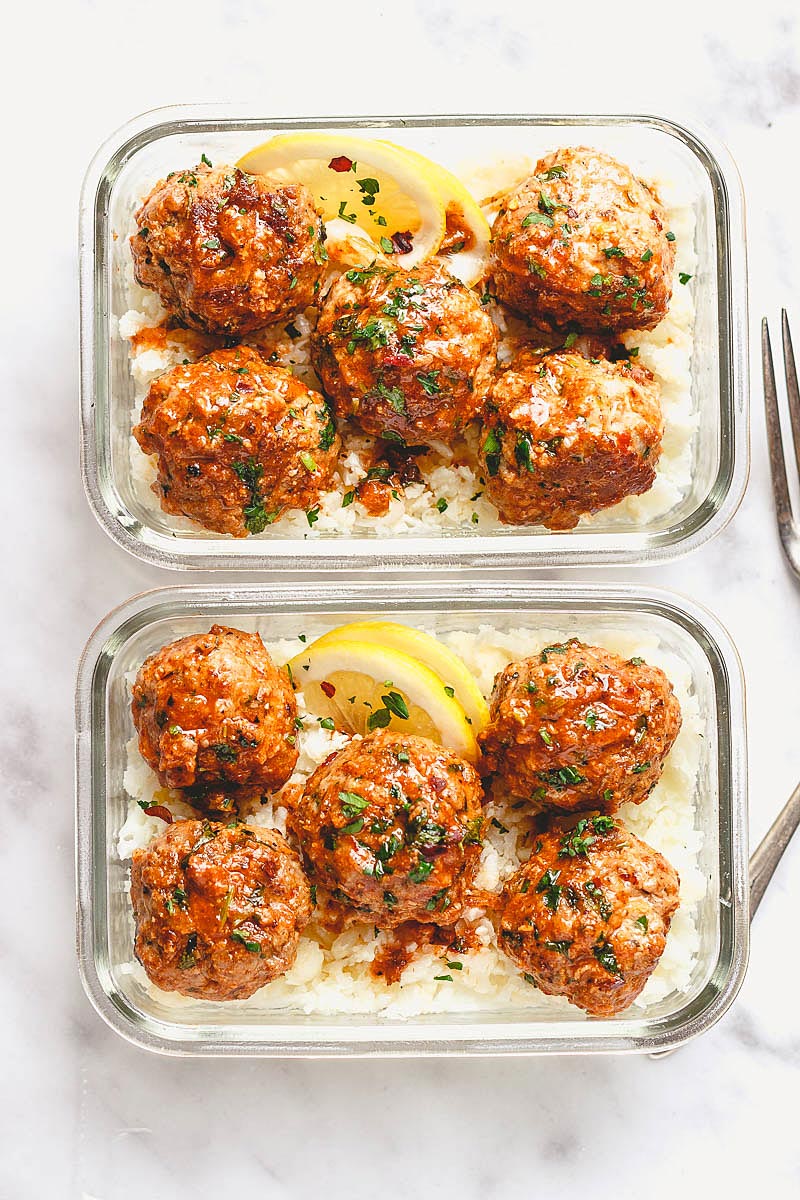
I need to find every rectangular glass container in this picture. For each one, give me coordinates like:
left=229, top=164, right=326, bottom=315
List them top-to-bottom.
left=79, top=108, right=749, bottom=571
left=75, top=580, right=748, bottom=1055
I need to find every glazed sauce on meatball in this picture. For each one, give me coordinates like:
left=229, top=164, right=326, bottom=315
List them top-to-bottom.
left=439, top=205, right=476, bottom=256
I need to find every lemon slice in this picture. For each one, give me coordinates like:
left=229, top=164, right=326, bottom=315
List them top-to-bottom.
left=236, top=133, right=446, bottom=269
left=380, top=142, right=491, bottom=286
left=306, top=620, right=489, bottom=733
left=288, top=638, right=479, bottom=762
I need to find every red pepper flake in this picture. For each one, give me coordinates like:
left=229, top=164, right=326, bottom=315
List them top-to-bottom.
left=328, top=156, right=353, bottom=173
left=391, top=231, right=414, bottom=254
left=320, top=680, right=337, bottom=698
left=144, top=804, right=173, bottom=824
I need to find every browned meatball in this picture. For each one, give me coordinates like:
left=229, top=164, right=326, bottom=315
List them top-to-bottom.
left=491, top=147, right=675, bottom=332
left=131, top=161, right=326, bottom=335
left=312, top=260, right=497, bottom=444
left=133, top=345, right=340, bottom=536
left=479, top=349, right=663, bottom=529
left=132, top=625, right=298, bottom=793
left=478, top=640, right=681, bottom=814
left=289, top=730, right=484, bottom=927
left=494, top=813, right=680, bottom=1015
left=131, top=819, right=312, bottom=1000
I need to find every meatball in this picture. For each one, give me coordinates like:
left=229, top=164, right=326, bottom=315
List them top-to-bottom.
left=491, top=147, right=675, bottom=332
left=131, top=162, right=326, bottom=335
left=312, top=259, right=497, bottom=444
left=133, top=345, right=340, bottom=536
left=479, top=349, right=663, bottom=529
left=132, top=624, right=298, bottom=793
left=478, top=640, right=681, bottom=814
left=289, top=730, right=484, bottom=927
left=494, top=813, right=680, bottom=1015
left=131, top=819, right=311, bottom=1000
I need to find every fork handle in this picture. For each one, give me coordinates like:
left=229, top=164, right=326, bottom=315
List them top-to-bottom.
left=749, top=778, right=800, bottom=916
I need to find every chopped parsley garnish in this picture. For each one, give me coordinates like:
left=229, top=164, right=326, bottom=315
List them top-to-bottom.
left=200, top=153, right=213, bottom=167
left=522, top=212, right=554, bottom=228
left=665, top=231, right=676, bottom=241
left=201, top=237, right=221, bottom=250
left=603, top=246, right=624, bottom=258
left=641, top=248, right=653, bottom=262
left=345, top=262, right=385, bottom=284
left=679, top=272, right=692, bottom=285
left=563, top=331, right=578, bottom=349
left=416, top=370, right=441, bottom=396
left=376, top=381, right=406, bottom=413
left=482, top=426, right=503, bottom=476
left=514, top=431, right=534, bottom=473
left=299, top=451, right=318, bottom=473
left=230, top=458, right=278, bottom=534
left=342, top=490, right=355, bottom=507
left=436, top=497, right=449, bottom=513
left=306, top=506, right=320, bottom=527
left=444, top=685, right=455, bottom=698
left=366, top=707, right=392, bottom=731
left=584, top=710, right=598, bottom=730
left=318, top=717, right=335, bottom=731
left=539, top=729, right=553, bottom=746
left=211, top=743, right=238, bottom=763
left=631, top=761, right=652, bottom=775
left=537, top=766, right=585, bottom=789
left=339, top=791, right=368, bottom=818
left=462, top=816, right=483, bottom=846
left=593, top=816, right=615, bottom=834
left=341, top=817, right=365, bottom=836
left=409, top=860, right=434, bottom=884
left=536, top=868, right=562, bottom=910
left=584, top=880, right=611, bottom=920
left=636, top=915, right=649, bottom=931
left=231, top=929, right=261, bottom=954
left=593, top=938, right=622, bottom=976
left=544, top=940, right=572, bottom=956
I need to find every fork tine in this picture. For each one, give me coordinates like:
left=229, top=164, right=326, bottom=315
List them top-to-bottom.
left=781, top=309, right=800, bottom=473
left=762, top=317, right=796, bottom=541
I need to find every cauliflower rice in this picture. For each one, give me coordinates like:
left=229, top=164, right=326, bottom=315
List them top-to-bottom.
left=117, top=157, right=698, bottom=540
left=117, top=623, right=705, bottom=1020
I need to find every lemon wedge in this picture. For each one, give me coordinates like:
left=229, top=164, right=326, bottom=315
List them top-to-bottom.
left=236, top=133, right=446, bottom=269
left=379, top=142, right=491, bottom=286
left=305, top=620, right=489, bottom=733
left=288, top=637, right=480, bottom=762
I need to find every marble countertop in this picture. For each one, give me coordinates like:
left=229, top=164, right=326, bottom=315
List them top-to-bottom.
left=3, top=0, right=800, bottom=1195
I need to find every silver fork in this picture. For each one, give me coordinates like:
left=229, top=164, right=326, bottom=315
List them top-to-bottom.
left=763, top=310, right=800, bottom=579
left=651, top=316, right=800, bottom=1057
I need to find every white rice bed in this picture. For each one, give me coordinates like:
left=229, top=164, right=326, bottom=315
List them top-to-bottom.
left=119, top=163, right=697, bottom=539
left=118, top=624, right=705, bottom=1019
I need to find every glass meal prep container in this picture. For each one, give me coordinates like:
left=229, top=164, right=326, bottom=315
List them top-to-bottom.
left=79, top=107, right=749, bottom=571
left=75, top=580, right=748, bottom=1056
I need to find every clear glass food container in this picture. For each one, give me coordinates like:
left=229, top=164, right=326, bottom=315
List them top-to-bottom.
left=79, top=107, right=749, bottom=571
left=75, top=580, right=748, bottom=1056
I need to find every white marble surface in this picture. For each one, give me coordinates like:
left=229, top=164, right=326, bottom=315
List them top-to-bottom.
left=3, top=0, right=800, bottom=1195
